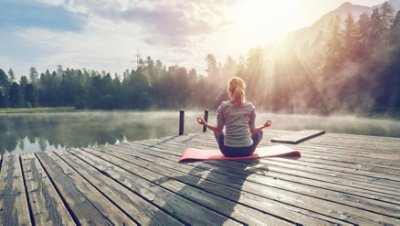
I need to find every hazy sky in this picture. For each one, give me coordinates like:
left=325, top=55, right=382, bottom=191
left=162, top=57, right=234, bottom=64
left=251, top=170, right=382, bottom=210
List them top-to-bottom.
left=0, top=0, right=387, bottom=78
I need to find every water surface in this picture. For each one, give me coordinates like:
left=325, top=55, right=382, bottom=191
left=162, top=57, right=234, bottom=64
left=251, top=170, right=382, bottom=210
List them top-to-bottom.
left=1, top=111, right=399, bottom=154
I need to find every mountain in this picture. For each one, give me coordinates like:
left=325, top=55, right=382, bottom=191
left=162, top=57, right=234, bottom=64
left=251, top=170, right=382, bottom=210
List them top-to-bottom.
left=289, top=0, right=400, bottom=44
left=373, top=0, right=400, bottom=11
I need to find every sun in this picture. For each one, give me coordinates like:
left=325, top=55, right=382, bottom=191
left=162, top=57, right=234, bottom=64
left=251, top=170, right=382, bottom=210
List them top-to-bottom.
left=228, top=0, right=307, bottom=45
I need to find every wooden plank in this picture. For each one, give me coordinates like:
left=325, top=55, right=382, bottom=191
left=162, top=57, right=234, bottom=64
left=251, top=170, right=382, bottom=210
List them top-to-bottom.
left=270, top=130, right=325, bottom=144
left=164, top=137, right=400, bottom=191
left=126, top=138, right=398, bottom=222
left=149, top=138, right=400, bottom=197
left=111, top=142, right=400, bottom=224
left=115, top=142, right=400, bottom=209
left=92, top=145, right=351, bottom=225
left=285, top=145, right=400, bottom=170
left=76, top=147, right=299, bottom=226
left=70, top=148, right=243, bottom=226
left=54, top=150, right=183, bottom=226
left=35, top=151, right=135, bottom=225
left=20, top=153, right=75, bottom=226
left=281, top=153, right=400, bottom=177
left=0, top=154, right=31, bottom=226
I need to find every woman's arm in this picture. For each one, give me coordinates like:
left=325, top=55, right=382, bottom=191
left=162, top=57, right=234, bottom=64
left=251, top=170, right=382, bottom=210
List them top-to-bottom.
left=196, top=117, right=223, bottom=134
left=251, top=120, right=271, bottom=135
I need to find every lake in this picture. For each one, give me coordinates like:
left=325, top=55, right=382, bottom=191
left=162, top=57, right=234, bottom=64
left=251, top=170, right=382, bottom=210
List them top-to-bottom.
left=1, top=110, right=400, bottom=154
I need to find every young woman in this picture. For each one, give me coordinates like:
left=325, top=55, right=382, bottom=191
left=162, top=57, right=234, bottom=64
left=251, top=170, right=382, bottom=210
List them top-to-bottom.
left=197, top=77, right=271, bottom=157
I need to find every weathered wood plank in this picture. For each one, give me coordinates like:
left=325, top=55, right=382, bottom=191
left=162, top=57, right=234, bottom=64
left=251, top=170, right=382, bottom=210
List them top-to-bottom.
left=3, top=130, right=400, bottom=226
left=193, top=133, right=400, bottom=161
left=176, top=135, right=400, bottom=177
left=158, top=137, right=400, bottom=192
left=159, top=138, right=400, bottom=198
left=114, top=141, right=400, bottom=225
left=115, top=142, right=400, bottom=211
left=147, top=143, right=400, bottom=205
left=94, top=144, right=352, bottom=225
left=285, top=146, right=400, bottom=170
left=78, top=147, right=299, bottom=226
left=71, top=148, right=243, bottom=226
left=54, top=150, right=183, bottom=226
left=36, top=151, right=135, bottom=225
left=20, top=153, right=75, bottom=226
left=0, top=154, right=31, bottom=226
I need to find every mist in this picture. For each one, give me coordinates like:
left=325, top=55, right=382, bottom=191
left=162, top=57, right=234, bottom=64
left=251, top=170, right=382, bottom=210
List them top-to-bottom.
left=1, top=111, right=399, bottom=154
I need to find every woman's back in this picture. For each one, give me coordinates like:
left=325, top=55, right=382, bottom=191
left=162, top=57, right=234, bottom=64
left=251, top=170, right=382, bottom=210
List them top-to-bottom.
left=196, top=76, right=271, bottom=157
left=217, top=100, right=256, bottom=147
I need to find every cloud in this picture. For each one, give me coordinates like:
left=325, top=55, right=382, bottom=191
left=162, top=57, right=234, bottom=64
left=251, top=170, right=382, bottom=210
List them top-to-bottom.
left=0, top=0, right=238, bottom=77
left=37, top=0, right=231, bottom=45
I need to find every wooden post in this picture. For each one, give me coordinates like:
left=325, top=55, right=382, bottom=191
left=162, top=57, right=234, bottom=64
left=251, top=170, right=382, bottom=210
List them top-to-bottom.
left=179, top=109, right=184, bottom=135
left=203, top=109, right=209, bottom=132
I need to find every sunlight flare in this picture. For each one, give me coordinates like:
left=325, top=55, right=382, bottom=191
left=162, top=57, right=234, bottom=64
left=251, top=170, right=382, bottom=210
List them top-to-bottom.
left=230, top=0, right=305, bottom=44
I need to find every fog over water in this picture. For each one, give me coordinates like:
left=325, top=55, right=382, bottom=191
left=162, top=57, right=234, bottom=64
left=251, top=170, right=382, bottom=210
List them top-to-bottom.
left=1, top=111, right=399, bottom=154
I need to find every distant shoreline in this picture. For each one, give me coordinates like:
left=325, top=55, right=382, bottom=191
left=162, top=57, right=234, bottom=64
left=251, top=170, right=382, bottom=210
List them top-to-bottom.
left=0, top=107, right=76, bottom=114
left=0, top=107, right=399, bottom=120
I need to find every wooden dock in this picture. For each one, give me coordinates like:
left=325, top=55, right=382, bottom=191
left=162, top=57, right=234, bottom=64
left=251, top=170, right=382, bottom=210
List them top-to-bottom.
left=1, top=129, right=400, bottom=225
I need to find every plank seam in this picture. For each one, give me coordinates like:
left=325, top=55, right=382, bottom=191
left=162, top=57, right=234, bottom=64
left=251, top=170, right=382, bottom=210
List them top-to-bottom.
left=142, top=140, right=400, bottom=195
left=128, top=143, right=400, bottom=222
left=115, top=146, right=356, bottom=225
left=87, top=147, right=298, bottom=225
left=69, top=149, right=190, bottom=226
left=53, top=151, right=141, bottom=226
left=34, top=153, right=81, bottom=225
left=119, top=153, right=311, bottom=225
left=19, top=155, right=36, bottom=226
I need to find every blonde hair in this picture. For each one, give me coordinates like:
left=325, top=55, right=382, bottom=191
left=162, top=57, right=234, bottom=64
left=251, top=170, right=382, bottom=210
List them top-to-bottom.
left=228, top=77, right=246, bottom=105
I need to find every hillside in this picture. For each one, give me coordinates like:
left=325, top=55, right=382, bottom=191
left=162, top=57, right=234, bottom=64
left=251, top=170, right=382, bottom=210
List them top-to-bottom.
left=290, top=0, right=400, bottom=43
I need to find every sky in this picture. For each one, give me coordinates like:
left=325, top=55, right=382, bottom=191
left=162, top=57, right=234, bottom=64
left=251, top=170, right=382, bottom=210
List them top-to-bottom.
left=0, top=0, right=388, bottom=78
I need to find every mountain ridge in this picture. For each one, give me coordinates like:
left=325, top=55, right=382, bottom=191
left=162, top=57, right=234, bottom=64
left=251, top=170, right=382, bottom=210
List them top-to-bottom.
left=288, top=0, right=400, bottom=44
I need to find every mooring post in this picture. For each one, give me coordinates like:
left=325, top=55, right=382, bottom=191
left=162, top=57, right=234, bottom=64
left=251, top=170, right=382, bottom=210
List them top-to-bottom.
left=179, top=109, right=184, bottom=135
left=203, top=109, right=209, bottom=132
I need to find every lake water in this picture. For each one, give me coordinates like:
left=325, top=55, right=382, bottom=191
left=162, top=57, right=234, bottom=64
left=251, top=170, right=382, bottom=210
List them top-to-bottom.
left=1, top=111, right=400, bottom=154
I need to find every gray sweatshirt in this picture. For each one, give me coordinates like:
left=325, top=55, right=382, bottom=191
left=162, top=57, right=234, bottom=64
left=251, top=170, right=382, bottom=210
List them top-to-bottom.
left=216, top=100, right=256, bottom=147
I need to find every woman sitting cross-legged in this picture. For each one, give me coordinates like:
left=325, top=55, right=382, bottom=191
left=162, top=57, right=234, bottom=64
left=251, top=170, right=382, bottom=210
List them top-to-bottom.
left=196, top=77, right=271, bottom=157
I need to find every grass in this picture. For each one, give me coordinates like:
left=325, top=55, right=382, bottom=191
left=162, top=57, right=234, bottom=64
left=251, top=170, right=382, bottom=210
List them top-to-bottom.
left=0, top=107, right=76, bottom=114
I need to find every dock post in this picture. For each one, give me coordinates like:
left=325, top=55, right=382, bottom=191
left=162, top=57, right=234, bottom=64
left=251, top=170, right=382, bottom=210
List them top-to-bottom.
left=179, top=109, right=184, bottom=135
left=203, top=109, right=208, bottom=132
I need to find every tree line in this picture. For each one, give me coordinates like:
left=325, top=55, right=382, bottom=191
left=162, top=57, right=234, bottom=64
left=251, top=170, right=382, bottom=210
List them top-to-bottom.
left=1, top=2, right=399, bottom=115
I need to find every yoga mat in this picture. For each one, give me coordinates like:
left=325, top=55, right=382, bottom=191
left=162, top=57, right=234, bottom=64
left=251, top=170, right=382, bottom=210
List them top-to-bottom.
left=179, top=145, right=301, bottom=162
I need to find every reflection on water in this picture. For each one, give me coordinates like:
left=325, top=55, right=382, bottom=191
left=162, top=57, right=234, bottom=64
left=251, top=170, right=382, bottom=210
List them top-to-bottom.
left=1, top=111, right=399, bottom=154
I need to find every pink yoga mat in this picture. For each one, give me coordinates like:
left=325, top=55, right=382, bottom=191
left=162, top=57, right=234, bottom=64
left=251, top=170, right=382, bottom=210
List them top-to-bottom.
left=179, top=145, right=301, bottom=162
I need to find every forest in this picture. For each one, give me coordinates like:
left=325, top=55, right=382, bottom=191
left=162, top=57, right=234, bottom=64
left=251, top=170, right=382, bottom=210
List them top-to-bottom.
left=0, top=2, right=399, bottom=115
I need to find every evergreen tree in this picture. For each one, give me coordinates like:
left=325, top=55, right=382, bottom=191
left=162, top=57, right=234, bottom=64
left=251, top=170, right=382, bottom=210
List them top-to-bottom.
left=380, top=2, right=394, bottom=30
left=343, top=13, right=357, bottom=60
left=354, top=13, right=370, bottom=61
left=325, top=15, right=343, bottom=71
left=206, top=54, right=220, bottom=78
left=29, top=67, right=39, bottom=85
left=0, top=69, right=10, bottom=107
left=8, top=69, right=15, bottom=83
left=9, top=82, right=22, bottom=107
left=25, top=83, right=39, bottom=107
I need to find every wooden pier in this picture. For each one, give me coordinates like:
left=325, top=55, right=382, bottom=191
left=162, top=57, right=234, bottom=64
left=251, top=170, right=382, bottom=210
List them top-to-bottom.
left=1, top=129, right=400, bottom=225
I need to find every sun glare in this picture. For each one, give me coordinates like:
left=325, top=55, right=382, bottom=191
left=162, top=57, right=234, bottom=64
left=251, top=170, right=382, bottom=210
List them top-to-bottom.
left=230, top=0, right=306, bottom=45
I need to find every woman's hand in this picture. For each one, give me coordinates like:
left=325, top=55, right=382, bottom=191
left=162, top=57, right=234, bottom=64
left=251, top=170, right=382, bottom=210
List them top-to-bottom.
left=196, top=117, right=206, bottom=125
left=263, top=120, right=271, bottom=128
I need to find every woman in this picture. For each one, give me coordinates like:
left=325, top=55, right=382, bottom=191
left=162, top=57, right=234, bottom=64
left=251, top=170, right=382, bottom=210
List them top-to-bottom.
left=197, top=77, right=271, bottom=157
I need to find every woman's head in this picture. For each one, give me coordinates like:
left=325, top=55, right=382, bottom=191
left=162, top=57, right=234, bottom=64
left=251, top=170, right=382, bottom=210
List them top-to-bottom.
left=228, top=77, right=246, bottom=105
